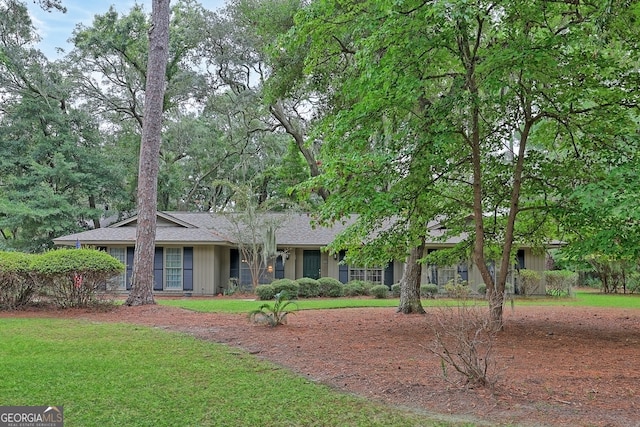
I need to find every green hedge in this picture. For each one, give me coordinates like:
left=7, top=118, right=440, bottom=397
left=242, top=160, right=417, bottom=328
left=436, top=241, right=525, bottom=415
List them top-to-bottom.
left=31, top=249, right=124, bottom=308
left=0, top=252, right=36, bottom=309
left=518, top=269, right=542, bottom=296
left=544, top=270, right=577, bottom=297
left=296, top=277, right=320, bottom=298
left=317, top=277, right=344, bottom=297
left=270, top=278, right=299, bottom=299
left=390, top=283, right=401, bottom=297
left=420, top=283, right=439, bottom=298
left=255, top=284, right=275, bottom=300
left=370, top=284, right=389, bottom=299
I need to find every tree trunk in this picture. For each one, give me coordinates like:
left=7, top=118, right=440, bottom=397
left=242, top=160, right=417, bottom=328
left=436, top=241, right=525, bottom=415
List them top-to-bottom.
left=125, top=0, right=170, bottom=306
left=89, top=195, right=101, bottom=229
left=397, top=238, right=426, bottom=314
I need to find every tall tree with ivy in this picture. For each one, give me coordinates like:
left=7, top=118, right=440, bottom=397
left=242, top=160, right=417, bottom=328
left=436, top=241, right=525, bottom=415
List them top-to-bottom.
left=287, top=0, right=639, bottom=328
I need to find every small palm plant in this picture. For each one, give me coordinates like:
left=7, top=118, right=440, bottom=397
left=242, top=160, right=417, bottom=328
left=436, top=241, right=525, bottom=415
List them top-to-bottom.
left=249, top=291, right=298, bottom=327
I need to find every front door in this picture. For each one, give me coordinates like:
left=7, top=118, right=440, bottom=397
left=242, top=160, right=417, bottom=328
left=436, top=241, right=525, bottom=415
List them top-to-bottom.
left=303, top=250, right=321, bottom=279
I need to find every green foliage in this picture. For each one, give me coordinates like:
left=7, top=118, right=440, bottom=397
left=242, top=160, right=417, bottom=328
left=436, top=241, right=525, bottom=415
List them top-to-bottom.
left=286, top=0, right=640, bottom=327
left=0, top=94, right=124, bottom=251
left=31, top=249, right=124, bottom=308
left=0, top=251, right=36, bottom=309
left=518, top=269, right=542, bottom=296
left=544, top=270, right=577, bottom=297
left=582, top=276, right=602, bottom=289
left=296, top=277, right=320, bottom=298
left=317, top=277, right=344, bottom=297
left=225, top=278, right=239, bottom=296
left=270, top=278, right=299, bottom=298
left=343, top=280, right=374, bottom=297
left=346, top=280, right=375, bottom=295
left=444, top=281, right=471, bottom=299
left=342, top=283, right=362, bottom=297
left=390, top=283, right=401, bottom=297
left=255, top=284, right=275, bottom=301
left=369, top=284, right=389, bottom=299
left=420, top=284, right=439, bottom=298
left=476, top=284, right=487, bottom=295
left=248, top=291, right=298, bottom=327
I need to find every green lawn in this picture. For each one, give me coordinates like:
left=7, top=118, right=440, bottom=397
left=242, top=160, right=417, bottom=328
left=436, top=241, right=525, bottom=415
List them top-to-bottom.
left=158, top=290, right=640, bottom=313
left=0, top=318, right=465, bottom=427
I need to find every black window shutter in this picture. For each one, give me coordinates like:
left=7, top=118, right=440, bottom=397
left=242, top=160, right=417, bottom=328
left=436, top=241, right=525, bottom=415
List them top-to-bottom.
left=126, top=247, right=134, bottom=290
left=153, top=247, right=163, bottom=291
left=183, top=247, right=193, bottom=291
left=338, top=250, right=348, bottom=283
left=384, top=262, right=394, bottom=286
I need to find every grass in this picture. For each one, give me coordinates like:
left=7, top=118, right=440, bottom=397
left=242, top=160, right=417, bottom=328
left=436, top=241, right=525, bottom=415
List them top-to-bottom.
left=158, top=290, right=640, bottom=313
left=514, top=290, right=640, bottom=309
left=158, top=297, right=402, bottom=313
left=0, top=318, right=464, bottom=427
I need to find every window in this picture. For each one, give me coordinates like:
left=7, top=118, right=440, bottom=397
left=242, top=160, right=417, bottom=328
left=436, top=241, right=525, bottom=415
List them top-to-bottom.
left=108, top=247, right=126, bottom=290
left=165, top=248, right=183, bottom=289
left=428, top=263, right=468, bottom=288
left=437, top=265, right=457, bottom=286
left=349, top=267, right=383, bottom=284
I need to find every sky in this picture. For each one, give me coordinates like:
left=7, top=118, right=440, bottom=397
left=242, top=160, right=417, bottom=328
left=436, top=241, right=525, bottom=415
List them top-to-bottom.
left=26, top=0, right=227, bottom=60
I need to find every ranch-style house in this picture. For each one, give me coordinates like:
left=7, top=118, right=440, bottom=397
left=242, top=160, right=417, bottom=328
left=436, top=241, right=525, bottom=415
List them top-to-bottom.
left=53, top=211, right=550, bottom=295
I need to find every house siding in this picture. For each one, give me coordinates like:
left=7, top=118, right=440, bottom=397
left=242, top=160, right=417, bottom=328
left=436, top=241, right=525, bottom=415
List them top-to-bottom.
left=193, top=246, right=216, bottom=295
left=420, top=248, right=548, bottom=295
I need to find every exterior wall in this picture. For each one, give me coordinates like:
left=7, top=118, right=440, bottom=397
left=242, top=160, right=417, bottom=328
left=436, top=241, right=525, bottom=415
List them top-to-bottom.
left=110, top=243, right=548, bottom=296
left=193, top=246, right=216, bottom=295
left=420, top=248, right=549, bottom=295
left=522, top=249, right=546, bottom=294
left=284, top=250, right=297, bottom=280
left=326, top=254, right=340, bottom=280
left=393, top=261, right=404, bottom=284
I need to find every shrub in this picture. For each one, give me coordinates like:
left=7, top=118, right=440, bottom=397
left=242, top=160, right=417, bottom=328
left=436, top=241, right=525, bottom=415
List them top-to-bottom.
left=31, top=249, right=124, bottom=308
left=0, top=251, right=37, bottom=310
left=518, top=269, right=541, bottom=296
left=544, top=270, right=577, bottom=297
left=582, top=275, right=602, bottom=289
left=296, top=277, right=320, bottom=298
left=317, top=277, right=344, bottom=297
left=225, top=278, right=239, bottom=296
left=270, top=278, right=299, bottom=299
left=627, top=278, right=640, bottom=294
left=345, top=280, right=375, bottom=296
left=444, top=280, right=471, bottom=299
left=343, top=281, right=368, bottom=296
left=390, top=283, right=401, bottom=297
left=420, top=283, right=439, bottom=298
left=255, top=284, right=275, bottom=300
left=370, top=284, right=389, bottom=299
left=476, top=284, right=487, bottom=295
left=249, top=291, right=298, bottom=327
left=428, top=302, right=499, bottom=389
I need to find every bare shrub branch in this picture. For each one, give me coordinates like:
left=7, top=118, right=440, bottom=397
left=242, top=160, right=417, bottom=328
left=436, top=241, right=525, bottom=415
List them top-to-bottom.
left=427, top=302, right=500, bottom=389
